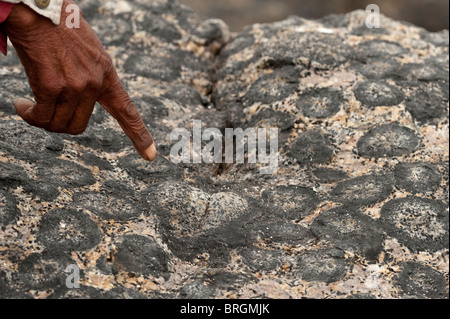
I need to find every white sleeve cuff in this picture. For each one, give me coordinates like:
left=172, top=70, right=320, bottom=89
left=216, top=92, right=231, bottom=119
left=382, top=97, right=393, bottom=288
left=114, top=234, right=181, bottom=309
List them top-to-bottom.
left=1, top=0, right=63, bottom=25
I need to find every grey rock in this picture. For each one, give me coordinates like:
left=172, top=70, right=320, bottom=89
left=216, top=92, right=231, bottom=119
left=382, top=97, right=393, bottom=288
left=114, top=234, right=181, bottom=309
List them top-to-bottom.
left=0, top=0, right=448, bottom=299
left=91, top=15, right=133, bottom=46
left=356, top=40, right=408, bottom=59
left=124, top=53, right=181, bottom=82
left=351, top=57, right=401, bottom=80
left=35, top=159, right=96, bottom=189
left=0, top=162, right=29, bottom=190
left=312, top=168, right=348, bottom=183
left=149, top=181, right=249, bottom=237
left=0, top=190, right=19, bottom=226
left=72, top=191, right=144, bottom=221
left=0, top=270, right=32, bottom=299
left=180, top=279, right=217, bottom=299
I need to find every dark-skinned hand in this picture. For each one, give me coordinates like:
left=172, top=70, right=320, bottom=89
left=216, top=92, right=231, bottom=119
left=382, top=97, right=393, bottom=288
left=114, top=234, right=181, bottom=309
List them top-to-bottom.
left=3, top=0, right=157, bottom=161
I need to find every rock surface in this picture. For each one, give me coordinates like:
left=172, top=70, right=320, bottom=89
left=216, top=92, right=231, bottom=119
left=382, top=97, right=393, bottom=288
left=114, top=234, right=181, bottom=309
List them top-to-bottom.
left=0, top=0, right=448, bottom=299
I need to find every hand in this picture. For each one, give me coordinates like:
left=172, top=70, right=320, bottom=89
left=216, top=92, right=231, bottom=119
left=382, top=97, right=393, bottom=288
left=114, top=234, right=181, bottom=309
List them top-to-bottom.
left=3, top=0, right=157, bottom=161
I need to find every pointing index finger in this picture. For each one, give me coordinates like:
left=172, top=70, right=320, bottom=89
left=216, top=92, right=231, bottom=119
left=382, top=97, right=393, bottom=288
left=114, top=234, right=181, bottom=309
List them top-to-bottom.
left=97, top=75, right=157, bottom=162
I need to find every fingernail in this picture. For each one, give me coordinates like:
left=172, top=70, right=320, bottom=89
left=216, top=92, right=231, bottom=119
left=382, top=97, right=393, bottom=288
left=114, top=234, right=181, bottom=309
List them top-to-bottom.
left=13, top=98, right=28, bottom=109
left=13, top=98, right=33, bottom=117
left=144, top=143, right=157, bottom=162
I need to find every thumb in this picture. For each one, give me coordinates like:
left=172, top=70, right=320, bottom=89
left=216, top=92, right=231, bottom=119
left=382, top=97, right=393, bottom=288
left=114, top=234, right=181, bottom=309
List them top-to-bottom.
left=97, top=78, right=157, bottom=162
left=13, top=98, right=34, bottom=120
left=14, top=98, right=54, bottom=128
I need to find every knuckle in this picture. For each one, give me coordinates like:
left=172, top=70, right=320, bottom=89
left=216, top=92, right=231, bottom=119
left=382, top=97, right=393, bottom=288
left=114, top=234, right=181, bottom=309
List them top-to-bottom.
left=38, top=80, right=63, bottom=96
left=69, top=80, right=87, bottom=93
left=39, top=85, right=60, bottom=98
left=121, top=99, right=136, bottom=115
left=120, top=100, right=142, bottom=124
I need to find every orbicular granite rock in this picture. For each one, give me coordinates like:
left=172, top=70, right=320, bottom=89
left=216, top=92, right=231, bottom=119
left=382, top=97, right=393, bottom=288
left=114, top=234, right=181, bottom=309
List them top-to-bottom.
left=0, top=0, right=448, bottom=299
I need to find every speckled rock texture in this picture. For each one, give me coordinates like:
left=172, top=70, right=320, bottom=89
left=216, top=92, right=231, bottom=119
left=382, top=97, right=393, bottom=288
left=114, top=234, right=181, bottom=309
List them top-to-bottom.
left=1, top=0, right=448, bottom=299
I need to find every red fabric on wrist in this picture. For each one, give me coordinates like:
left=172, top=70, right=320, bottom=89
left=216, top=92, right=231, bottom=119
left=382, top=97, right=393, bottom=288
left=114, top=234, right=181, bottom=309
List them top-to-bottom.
left=0, top=1, right=15, bottom=55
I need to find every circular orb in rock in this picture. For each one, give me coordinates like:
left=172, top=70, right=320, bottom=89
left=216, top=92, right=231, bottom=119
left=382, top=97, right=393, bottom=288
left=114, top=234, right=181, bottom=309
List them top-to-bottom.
left=139, top=15, right=182, bottom=43
left=220, top=33, right=255, bottom=60
left=356, top=40, right=407, bottom=58
left=351, top=57, right=401, bottom=79
left=244, top=66, right=300, bottom=106
left=354, top=81, right=405, bottom=107
left=297, top=87, right=345, bottom=119
left=405, top=88, right=446, bottom=124
left=0, top=119, right=62, bottom=162
left=356, top=123, right=420, bottom=158
left=69, top=124, right=130, bottom=153
left=290, top=130, right=335, bottom=165
left=118, top=153, right=183, bottom=181
left=35, top=159, right=96, bottom=189
left=394, top=162, right=442, bottom=194
left=312, top=167, right=348, bottom=183
left=330, top=173, right=394, bottom=206
left=152, top=181, right=248, bottom=237
left=262, top=185, right=319, bottom=220
left=379, top=197, right=449, bottom=253
left=311, top=206, right=385, bottom=262
left=37, top=209, right=103, bottom=252
left=254, top=220, right=313, bottom=245
left=112, top=234, right=169, bottom=277
left=240, top=246, right=285, bottom=272
left=294, top=248, right=349, bottom=283
left=16, top=251, right=76, bottom=290
left=394, top=262, right=448, bottom=299
left=0, top=270, right=32, bottom=299
left=50, top=285, right=147, bottom=299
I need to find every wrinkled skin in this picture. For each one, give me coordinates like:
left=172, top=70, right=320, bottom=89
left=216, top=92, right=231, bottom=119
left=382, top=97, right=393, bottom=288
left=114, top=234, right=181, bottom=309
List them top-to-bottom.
left=4, top=0, right=157, bottom=161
